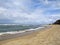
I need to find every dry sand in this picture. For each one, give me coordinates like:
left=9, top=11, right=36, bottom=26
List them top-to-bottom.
left=0, top=25, right=60, bottom=45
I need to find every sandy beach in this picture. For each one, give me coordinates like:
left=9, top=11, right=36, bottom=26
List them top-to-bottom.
left=0, top=25, right=60, bottom=45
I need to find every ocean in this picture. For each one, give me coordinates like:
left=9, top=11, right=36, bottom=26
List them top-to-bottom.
left=0, top=24, right=44, bottom=35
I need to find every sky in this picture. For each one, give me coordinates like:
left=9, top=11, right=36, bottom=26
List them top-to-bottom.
left=0, top=0, right=60, bottom=24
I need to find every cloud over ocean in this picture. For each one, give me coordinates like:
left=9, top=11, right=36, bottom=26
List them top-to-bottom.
left=0, top=0, right=60, bottom=24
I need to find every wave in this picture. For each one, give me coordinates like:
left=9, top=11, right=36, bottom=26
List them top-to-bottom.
left=0, top=27, right=44, bottom=35
left=0, top=31, right=25, bottom=35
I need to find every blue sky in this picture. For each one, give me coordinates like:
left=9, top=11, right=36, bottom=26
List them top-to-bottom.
left=0, top=0, right=60, bottom=24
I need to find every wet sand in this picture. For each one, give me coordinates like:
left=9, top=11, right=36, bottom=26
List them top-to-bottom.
left=0, top=25, right=60, bottom=45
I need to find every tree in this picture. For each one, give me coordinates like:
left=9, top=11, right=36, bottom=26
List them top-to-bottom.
left=53, top=20, right=60, bottom=24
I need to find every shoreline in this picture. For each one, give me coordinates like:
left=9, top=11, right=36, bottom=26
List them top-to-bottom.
left=0, top=25, right=50, bottom=41
left=0, top=25, right=60, bottom=45
left=0, top=26, right=44, bottom=35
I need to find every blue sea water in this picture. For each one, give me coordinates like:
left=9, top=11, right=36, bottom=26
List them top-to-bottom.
left=0, top=24, right=42, bottom=33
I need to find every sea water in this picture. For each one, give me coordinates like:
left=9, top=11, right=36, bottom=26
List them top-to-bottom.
left=0, top=24, right=44, bottom=35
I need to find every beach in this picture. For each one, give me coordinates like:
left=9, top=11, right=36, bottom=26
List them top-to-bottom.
left=0, top=25, right=60, bottom=45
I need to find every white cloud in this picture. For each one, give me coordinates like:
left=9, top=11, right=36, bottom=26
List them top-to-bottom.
left=0, top=0, right=60, bottom=24
left=0, top=7, right=6, bottom=13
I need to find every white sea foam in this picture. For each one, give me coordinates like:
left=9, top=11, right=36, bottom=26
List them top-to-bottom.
left=0, top=27, right=44, bottom=35
left=28, top=27, right=44, bottom=31
left=0, top=31, right=26, bottom=35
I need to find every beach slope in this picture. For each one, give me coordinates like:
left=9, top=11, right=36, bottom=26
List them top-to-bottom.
left=0, top=25, right=60, bottom=45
